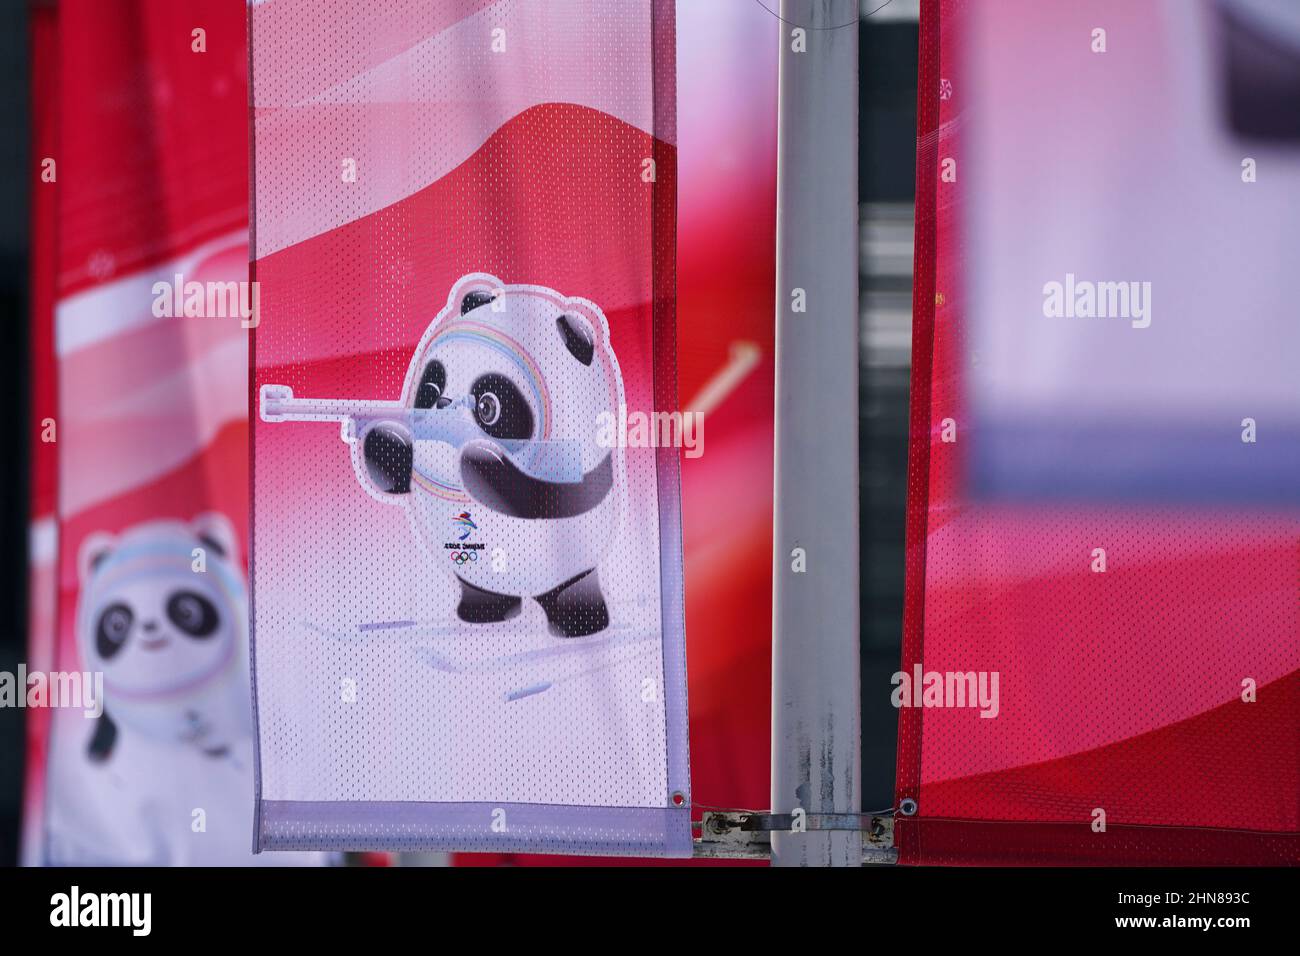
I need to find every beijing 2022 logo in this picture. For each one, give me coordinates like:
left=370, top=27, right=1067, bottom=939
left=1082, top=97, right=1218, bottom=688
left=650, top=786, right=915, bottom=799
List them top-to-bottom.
left=452, top=512, right=477, bottom=541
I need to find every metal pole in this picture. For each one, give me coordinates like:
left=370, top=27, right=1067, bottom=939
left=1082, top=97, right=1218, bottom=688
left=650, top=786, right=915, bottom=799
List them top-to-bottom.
left=770, top=0, right=861, bottom=867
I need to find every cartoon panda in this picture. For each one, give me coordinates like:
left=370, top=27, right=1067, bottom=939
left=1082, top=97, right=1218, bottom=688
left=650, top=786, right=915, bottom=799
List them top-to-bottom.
left=354, top=274, right=626, bottom=637
left=76, top=514, right=251, bottom=761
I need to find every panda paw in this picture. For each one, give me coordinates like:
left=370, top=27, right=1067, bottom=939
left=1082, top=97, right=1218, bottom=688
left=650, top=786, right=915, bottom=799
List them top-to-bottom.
left=363, top=424, right=413, bottom=494
left=536, top=569, right=609, bottom=638
left=86, top=712, right=118, bottom=763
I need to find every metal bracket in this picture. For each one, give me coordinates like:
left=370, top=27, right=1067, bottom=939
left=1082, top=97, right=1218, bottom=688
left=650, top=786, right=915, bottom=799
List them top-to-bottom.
left=692, top=810, right=897, bottom=864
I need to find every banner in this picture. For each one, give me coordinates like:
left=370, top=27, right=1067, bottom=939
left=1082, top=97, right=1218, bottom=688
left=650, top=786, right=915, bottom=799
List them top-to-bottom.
left=20, top=0, right=59, bottom=868
left=33, top=0, right=321, bottom=866
left=249, top=0, right=690, bottom=856
left=898, top=0, right=1299, bottom=865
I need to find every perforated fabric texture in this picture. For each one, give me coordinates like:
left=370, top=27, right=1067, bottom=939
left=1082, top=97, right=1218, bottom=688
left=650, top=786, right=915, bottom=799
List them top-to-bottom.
left=249, top=0, right=690, bottom=856
left=896, top=0, right=1299, bottom=865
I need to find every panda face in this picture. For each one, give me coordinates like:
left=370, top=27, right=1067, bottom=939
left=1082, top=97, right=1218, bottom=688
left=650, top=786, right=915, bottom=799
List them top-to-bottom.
left=407, top=333, right=547, bottom=493
left=413, top=352, right=538, bottom=442
left=412, top=357, right=535, bottom=442
left=87, top=573, right=236, bottom=697
left=95, top=590, right=220, bottom=660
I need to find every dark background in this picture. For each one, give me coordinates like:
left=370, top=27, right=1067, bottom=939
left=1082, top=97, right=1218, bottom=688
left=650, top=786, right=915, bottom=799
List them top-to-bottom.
left=0, top=2, right=32, bottom=867
left=0, top=10, right=918, bottom=863
left=858, top=18, right=917, bottom=811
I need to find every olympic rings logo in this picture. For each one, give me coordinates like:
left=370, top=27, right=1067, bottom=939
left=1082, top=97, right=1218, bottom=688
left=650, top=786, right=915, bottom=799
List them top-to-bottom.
left=450, top=550, right=480, bottom=565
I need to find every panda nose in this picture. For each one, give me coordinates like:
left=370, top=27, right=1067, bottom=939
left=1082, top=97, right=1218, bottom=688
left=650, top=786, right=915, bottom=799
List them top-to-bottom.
left=435, top=396, right=453, bottom=409
left=140, top=620, right=169, bottom=651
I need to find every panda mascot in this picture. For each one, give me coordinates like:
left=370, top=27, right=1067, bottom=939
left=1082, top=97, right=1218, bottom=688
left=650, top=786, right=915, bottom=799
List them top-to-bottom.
left=260, top=274, right=626, bottom=638
left=76, top=513, right=251, bottom=762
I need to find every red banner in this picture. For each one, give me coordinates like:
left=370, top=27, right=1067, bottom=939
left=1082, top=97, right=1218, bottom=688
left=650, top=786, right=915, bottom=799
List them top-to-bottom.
left=898, top=0, right=1299, bottom=865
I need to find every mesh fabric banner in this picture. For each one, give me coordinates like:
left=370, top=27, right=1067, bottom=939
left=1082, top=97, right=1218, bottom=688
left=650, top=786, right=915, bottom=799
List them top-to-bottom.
left=248, top=0, right=690, bottom=856
left=898, top=0, right=1299, bottom=865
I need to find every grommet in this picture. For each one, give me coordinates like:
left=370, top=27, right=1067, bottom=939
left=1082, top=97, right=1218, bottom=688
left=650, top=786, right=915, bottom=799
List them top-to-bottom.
left=670, top=791, right=686, bottom=807
left=899, top=797, right=918, bottom=816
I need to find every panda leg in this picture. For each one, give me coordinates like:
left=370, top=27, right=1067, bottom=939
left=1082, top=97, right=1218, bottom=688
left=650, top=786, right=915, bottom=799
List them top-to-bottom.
left=535, top=569, right=609, bottom=638
left=456, top=577, right=522, bottom=624
left=87, top=711, right=118, bottom=763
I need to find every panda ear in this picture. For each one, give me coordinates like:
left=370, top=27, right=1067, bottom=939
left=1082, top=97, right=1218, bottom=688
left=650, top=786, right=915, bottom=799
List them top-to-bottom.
left=446, top=274, right=504, bottom=318
left=460, top=290, right=496, bottom=315
left=556, top=314, right=595, bottom=366
left=190, top=512, right=239, bottom=563
left=78, top=532, right=117, bottom=584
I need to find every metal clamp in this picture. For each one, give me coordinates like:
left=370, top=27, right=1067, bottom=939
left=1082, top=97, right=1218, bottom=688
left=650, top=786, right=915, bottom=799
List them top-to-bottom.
left=693, top=810, right=897, bottom=864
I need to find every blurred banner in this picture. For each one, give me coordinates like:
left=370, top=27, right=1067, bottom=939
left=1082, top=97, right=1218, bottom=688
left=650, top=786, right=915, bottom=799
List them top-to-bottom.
left=21, top=0, right=59, bottom=867
left=27, top=0, right=322, bottom=865
left=249, top=0, right=690, bottom=856
left=897, top=0, right=1299, bottom=864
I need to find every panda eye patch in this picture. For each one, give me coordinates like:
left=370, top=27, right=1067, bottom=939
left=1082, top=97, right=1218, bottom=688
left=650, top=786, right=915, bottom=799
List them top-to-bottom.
left=414, top=360, right=447, bottom=410
left=470, top=373, right=533, bottom=441
left=166, top=591, right=220, bottom=639
left=95, top=603, right=134, bottom=660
